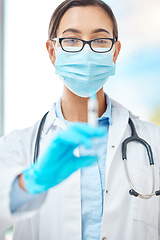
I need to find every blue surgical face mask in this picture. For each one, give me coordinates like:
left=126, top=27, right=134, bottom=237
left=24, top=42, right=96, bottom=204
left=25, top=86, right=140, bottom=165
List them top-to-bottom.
left=54, top=46, right=116, bottom=98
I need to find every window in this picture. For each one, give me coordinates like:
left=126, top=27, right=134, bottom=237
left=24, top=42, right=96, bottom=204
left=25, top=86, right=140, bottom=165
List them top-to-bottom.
left=4, top=0, right=63, bottom=134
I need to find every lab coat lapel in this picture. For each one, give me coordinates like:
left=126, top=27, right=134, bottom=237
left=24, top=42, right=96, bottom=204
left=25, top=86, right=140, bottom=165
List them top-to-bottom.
left=106, top=100, right=129, bottom=181
left=43, top=103, right=67, bottom=135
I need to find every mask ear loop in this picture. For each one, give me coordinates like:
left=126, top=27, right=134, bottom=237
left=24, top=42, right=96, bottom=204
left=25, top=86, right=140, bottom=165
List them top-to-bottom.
left=52, top=39, right=60, bottom=56
left=49, top=40, right=59, bottom=67
left=112, top=44, right=116, bottom=53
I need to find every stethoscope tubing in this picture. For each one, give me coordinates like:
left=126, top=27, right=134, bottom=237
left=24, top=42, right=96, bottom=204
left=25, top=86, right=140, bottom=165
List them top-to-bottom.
left=33, top=111, right=49, bottom=164
left=122, top=118, right=160, bottom=199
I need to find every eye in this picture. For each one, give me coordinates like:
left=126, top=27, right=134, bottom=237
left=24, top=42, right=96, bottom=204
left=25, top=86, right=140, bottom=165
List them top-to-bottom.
left=63, top=38, right=81, bottom=46
left=91, top=38, right=112, bottom=49
left=93, top=39, right=107, bottom=45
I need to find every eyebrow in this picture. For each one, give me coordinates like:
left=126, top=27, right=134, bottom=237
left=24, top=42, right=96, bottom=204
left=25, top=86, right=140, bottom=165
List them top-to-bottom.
left=62, top=28, right=111, bottom=35
left=62, top=28, right=81, bottom=34
left=91, top=28, right=111, bottom=35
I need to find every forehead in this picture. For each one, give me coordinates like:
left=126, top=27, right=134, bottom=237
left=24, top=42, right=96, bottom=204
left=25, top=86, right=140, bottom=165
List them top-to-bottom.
left=57, top=6, right=113, bottom=37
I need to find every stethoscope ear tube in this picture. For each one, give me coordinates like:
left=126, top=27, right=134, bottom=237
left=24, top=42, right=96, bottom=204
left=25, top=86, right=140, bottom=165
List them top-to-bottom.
left=129, top=189, right=139, bottom=197
left=129, top=189, right=160, bottom=197
left=155, top=190, right=160, bottom=196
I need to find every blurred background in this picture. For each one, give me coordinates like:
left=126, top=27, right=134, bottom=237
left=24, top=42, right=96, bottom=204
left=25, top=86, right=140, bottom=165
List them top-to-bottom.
left=0, top=0, right=160, bottom=239
left=105, top=0, right=160, bottom=126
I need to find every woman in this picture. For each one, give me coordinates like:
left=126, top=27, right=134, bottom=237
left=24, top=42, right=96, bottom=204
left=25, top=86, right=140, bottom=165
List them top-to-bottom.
left=0, top=0, right=160, bottom=239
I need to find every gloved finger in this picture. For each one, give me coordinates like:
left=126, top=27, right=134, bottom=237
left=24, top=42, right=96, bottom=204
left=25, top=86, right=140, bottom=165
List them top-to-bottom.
left=57, top=123, right=106, bottom=141
left=71, top=123, right=106, bottom=137
left=55, top=124, right=105, bottom=149
left=55, top=129, right=93, bottom=149
left=46, top=140, right=76, bottom=160
left=41, top=151, right=98, bottom=177
left=52, top=155, right=98, bottom=183
left=73, top=155, right=98, bottom=171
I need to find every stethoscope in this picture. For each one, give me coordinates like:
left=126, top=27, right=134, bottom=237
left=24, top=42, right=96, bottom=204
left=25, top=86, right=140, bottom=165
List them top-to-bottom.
left=33, top=112, right=160, bottom=199
left=122, top=118, right=160, bottom=199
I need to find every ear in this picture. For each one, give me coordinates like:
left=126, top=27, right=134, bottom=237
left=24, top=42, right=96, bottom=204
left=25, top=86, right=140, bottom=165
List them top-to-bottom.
left=46, top=40, right=56, bottom=65
left=113, top=41, right=121, bottom=63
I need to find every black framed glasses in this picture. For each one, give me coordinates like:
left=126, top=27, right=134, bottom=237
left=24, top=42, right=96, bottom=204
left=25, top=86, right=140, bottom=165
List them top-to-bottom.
left=52, top=37, right=117, bottom=53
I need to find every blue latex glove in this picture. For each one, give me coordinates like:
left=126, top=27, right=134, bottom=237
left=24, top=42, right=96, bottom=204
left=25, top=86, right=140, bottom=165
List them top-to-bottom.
left=23, top=123, right=106, bottom=194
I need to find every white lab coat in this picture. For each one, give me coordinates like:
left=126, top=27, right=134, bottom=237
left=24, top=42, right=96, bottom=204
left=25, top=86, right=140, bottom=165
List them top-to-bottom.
left=0, top=98, right=160, bottom=240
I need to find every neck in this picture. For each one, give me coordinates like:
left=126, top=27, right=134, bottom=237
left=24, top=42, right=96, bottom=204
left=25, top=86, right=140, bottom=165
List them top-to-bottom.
left=61, top=86, right=107, bottom=122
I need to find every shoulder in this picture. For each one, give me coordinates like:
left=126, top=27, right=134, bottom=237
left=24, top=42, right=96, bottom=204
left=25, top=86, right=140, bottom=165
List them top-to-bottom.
left=110, top=97, right=160, bottom=137
left=110, top=98, right=160, bottom=165
left=110, top=98, right=139, bottom=119
left=0, top=102, right=57, bottom=153
left=0, top=120, right=40, bottom=152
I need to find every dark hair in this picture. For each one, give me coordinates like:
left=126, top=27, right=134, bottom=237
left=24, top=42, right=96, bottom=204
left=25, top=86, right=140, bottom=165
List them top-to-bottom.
left=48, top=0, right=118, bottom=41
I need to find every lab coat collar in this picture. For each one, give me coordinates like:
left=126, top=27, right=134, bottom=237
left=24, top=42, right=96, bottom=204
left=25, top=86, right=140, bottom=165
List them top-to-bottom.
left=43, top=93, right=114, bottom=134
left=98, top=94, right=112, bottom=125
left=43, top=96, right=139, bottom=136
left=105, top=98, right=139, bottom=182
left=43, top=103, right=66, bottom=135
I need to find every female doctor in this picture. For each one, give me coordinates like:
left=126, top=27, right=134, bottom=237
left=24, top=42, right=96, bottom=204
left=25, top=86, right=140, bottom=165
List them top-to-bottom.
left=0, top=0, right=160, bottom=239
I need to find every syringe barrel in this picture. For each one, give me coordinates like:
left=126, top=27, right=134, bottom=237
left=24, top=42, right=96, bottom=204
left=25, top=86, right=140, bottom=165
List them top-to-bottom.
left=88, top=94, right=98, bottom=127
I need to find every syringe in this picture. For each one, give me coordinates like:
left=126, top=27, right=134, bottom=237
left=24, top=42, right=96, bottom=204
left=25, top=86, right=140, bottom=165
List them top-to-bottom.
left=86, top=93, right=99, bottom=159
left=88, top=93, right=98, bottom=127
left=74, top=94, right=98, bottom=158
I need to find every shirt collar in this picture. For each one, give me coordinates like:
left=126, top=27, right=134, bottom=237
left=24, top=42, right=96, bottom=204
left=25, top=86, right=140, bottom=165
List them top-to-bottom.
left=43, top=93, right=112, bottom=134
left=98, top=94, right=112, bottom=125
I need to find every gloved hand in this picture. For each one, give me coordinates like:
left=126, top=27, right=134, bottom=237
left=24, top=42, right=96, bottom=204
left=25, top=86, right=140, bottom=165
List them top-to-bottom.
left=23, top=123, right=106, bottom=194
